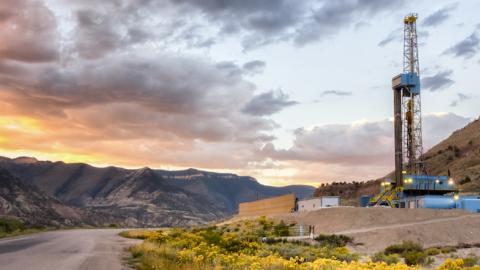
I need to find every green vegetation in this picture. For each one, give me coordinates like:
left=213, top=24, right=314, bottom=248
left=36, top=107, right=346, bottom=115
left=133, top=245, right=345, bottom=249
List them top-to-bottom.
left=123, top=217, right=417, bottom=270
left=0, top=218, right=45, bottom=238
left=123, top=220, right=480, bottom=270
left=272, top=220, right=290, bottom=237
left=314, top=234, right=353, bottom=248
left=381, top=241, right=429, bottom=266
left=384, top=241, right=423, bottom=255
left=425, top=247, right=441, bottom=256
left=403, top=250, right=428, bottom=266
left=371, top=252, right=400, bottom=265
left=462, top=255, right=479, bottom=267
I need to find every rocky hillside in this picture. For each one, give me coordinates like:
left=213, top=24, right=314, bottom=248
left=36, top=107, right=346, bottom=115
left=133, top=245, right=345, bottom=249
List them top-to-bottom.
left=315, top=117, right=480, bottom=205
left=423, top=117, right=480, bottom=192
left=0, top=157, right=315, bottom=226
left=0, top=168, right=122, bottom=227
left=314, top=180, right=381, bottom=206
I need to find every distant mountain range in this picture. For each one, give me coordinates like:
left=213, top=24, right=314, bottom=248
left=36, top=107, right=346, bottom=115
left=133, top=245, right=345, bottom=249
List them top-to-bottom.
left=315, top=117, right=480, bottom=204
left=0, top=157, right=314, bottom=227
left=0, top=168, right=124, bottom=227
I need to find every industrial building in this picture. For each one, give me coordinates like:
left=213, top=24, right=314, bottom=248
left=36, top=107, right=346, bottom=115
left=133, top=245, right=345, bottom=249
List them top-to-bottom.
left=367, top=14, right=480, bottom=212
left=238, top=194, right=340, bottom=216
left=297, top=196, right=340, bottom=212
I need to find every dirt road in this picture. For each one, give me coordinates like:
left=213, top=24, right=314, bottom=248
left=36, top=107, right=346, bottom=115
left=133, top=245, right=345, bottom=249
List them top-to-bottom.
left=0, top=229, right=140, bottom=270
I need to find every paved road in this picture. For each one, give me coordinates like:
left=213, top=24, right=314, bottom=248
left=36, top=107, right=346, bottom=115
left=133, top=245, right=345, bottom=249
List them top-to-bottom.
left=0, top=229, right=141, bottom=270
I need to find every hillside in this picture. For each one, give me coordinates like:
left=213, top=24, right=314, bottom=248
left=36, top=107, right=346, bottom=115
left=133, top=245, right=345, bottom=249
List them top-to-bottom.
left=315, top=117, right=480, bottom=204
left=423, top=117, right=480, bottom=191
left=0, top=157, right=315, bottom=226
left=0, top=168, right=122, bottom=227
left=314, top=180, right=381, bottom=206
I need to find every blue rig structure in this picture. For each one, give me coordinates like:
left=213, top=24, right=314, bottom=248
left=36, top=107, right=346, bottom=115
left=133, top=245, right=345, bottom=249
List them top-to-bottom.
left=368, top=14, right=480, bottom=213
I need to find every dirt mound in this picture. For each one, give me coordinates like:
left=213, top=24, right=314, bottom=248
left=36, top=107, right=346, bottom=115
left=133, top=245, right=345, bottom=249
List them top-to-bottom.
left=268, top=207, right=480, bottom=254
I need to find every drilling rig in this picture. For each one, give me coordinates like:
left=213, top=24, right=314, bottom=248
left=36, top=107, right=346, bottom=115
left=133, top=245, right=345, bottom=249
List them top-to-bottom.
left=370, top=14, right=456, bottom=208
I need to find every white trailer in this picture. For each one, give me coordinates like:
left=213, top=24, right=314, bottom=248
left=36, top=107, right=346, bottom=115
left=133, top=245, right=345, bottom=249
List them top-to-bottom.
left=297, top=196, right=340, bottom=212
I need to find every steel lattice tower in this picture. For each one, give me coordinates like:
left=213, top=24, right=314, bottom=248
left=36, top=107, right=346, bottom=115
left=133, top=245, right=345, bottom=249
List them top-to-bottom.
left=392, top=13, right=424, bottom=187
left=402, top=14, right=424, bottom=176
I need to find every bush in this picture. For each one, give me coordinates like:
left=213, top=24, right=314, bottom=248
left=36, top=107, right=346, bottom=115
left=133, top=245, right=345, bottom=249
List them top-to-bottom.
left=257, top=216, right=273, bottom=231
left=0, top=218, right=26, bottom=234
left=273, top=220, right=290, bottom=237
left=200, top=227, right=223, bottom=245
left=314, top=234, right=353, bottom=248
left=384, top=241, right=423, bottom=255
left=440, top=246, right=457, bottom=254
left=425, top=247, right=441, bottom=256
left=404, top=250, right=428, bottom=266
left=371, top=252, right=400, bottom=265
left=463, top=255, right=479, bottom=267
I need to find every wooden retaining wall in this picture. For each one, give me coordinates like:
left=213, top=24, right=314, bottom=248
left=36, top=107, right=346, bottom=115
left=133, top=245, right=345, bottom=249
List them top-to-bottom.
left=238, top=193, right=296, bottom=216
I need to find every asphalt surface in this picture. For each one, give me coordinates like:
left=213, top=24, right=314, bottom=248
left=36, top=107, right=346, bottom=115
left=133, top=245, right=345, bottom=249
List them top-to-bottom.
left=0, top=229, right=141, bottom=270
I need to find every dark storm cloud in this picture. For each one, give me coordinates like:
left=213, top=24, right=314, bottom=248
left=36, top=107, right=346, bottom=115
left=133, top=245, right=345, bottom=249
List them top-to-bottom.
left=0, top=0, right=58, bottom=62
left=0, top=0, right=302, bottom=171
left=52, top=0, right=406, bottom=54
left=173, top=0, right=405, bottom=50
left=174, top=0, right=302, bottom=34
left=294, top=0, right=404, bottom=46
left=422, top=4, right=457, bottom=27
left=73, top=9, right=125, bottom=59
left=444, top=31, right=480, bottom=59
left=0, top=52, right=283, bottom=143
left=242, top=60, right=266, bottom=75
left=421, top=70, right=455, bottom=91
left=321, top=90, right=352, bottom=97
left=242, top=91, right=298, bottom=116
left=450, top=93, right=473, bottom=107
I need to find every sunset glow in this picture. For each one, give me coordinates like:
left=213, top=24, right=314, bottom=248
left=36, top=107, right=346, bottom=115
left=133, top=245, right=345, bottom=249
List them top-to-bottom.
left=0, top=0, right=478, bottom=186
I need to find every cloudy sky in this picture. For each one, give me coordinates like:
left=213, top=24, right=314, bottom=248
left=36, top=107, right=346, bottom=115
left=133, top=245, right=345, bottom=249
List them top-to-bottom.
left=0, top=0, right=478, bottom=186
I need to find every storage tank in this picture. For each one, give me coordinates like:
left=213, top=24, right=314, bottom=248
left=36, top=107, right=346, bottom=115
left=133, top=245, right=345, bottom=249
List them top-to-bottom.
left=418, top=195, right=455, bottom=209
left=456, top=196, right=480, bottom=213
left=461, top=199, right=480, bottom=213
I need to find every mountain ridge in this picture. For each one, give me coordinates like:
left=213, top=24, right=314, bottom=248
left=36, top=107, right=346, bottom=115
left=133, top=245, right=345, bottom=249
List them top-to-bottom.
left=0, top=157, right=315, bottom=226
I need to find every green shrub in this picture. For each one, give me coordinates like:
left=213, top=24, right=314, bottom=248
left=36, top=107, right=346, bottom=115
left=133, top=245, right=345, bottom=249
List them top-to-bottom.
left=257, top=216, right=273, bottom=231
left=0, top=218, right=26, bottom=234
left=273, top=220, right=290, bottom=237
left=200, top=228, right=222, bottom=245
left=314, top=234, right=353, bottom=248
left=384, top=241, right=423, bottom=255
left=263, top=242, right=320, bottom=261
left=440, top=246, right=457, bottom=254
left=425, top=247, right=441, bottom=256
left=331, top=248, right=359, bottom=263
left=404, top=250, right=427, bottom=266
left=371, top=252, right=400, bottom=265
left=463, top=255, right=479, bottom=267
